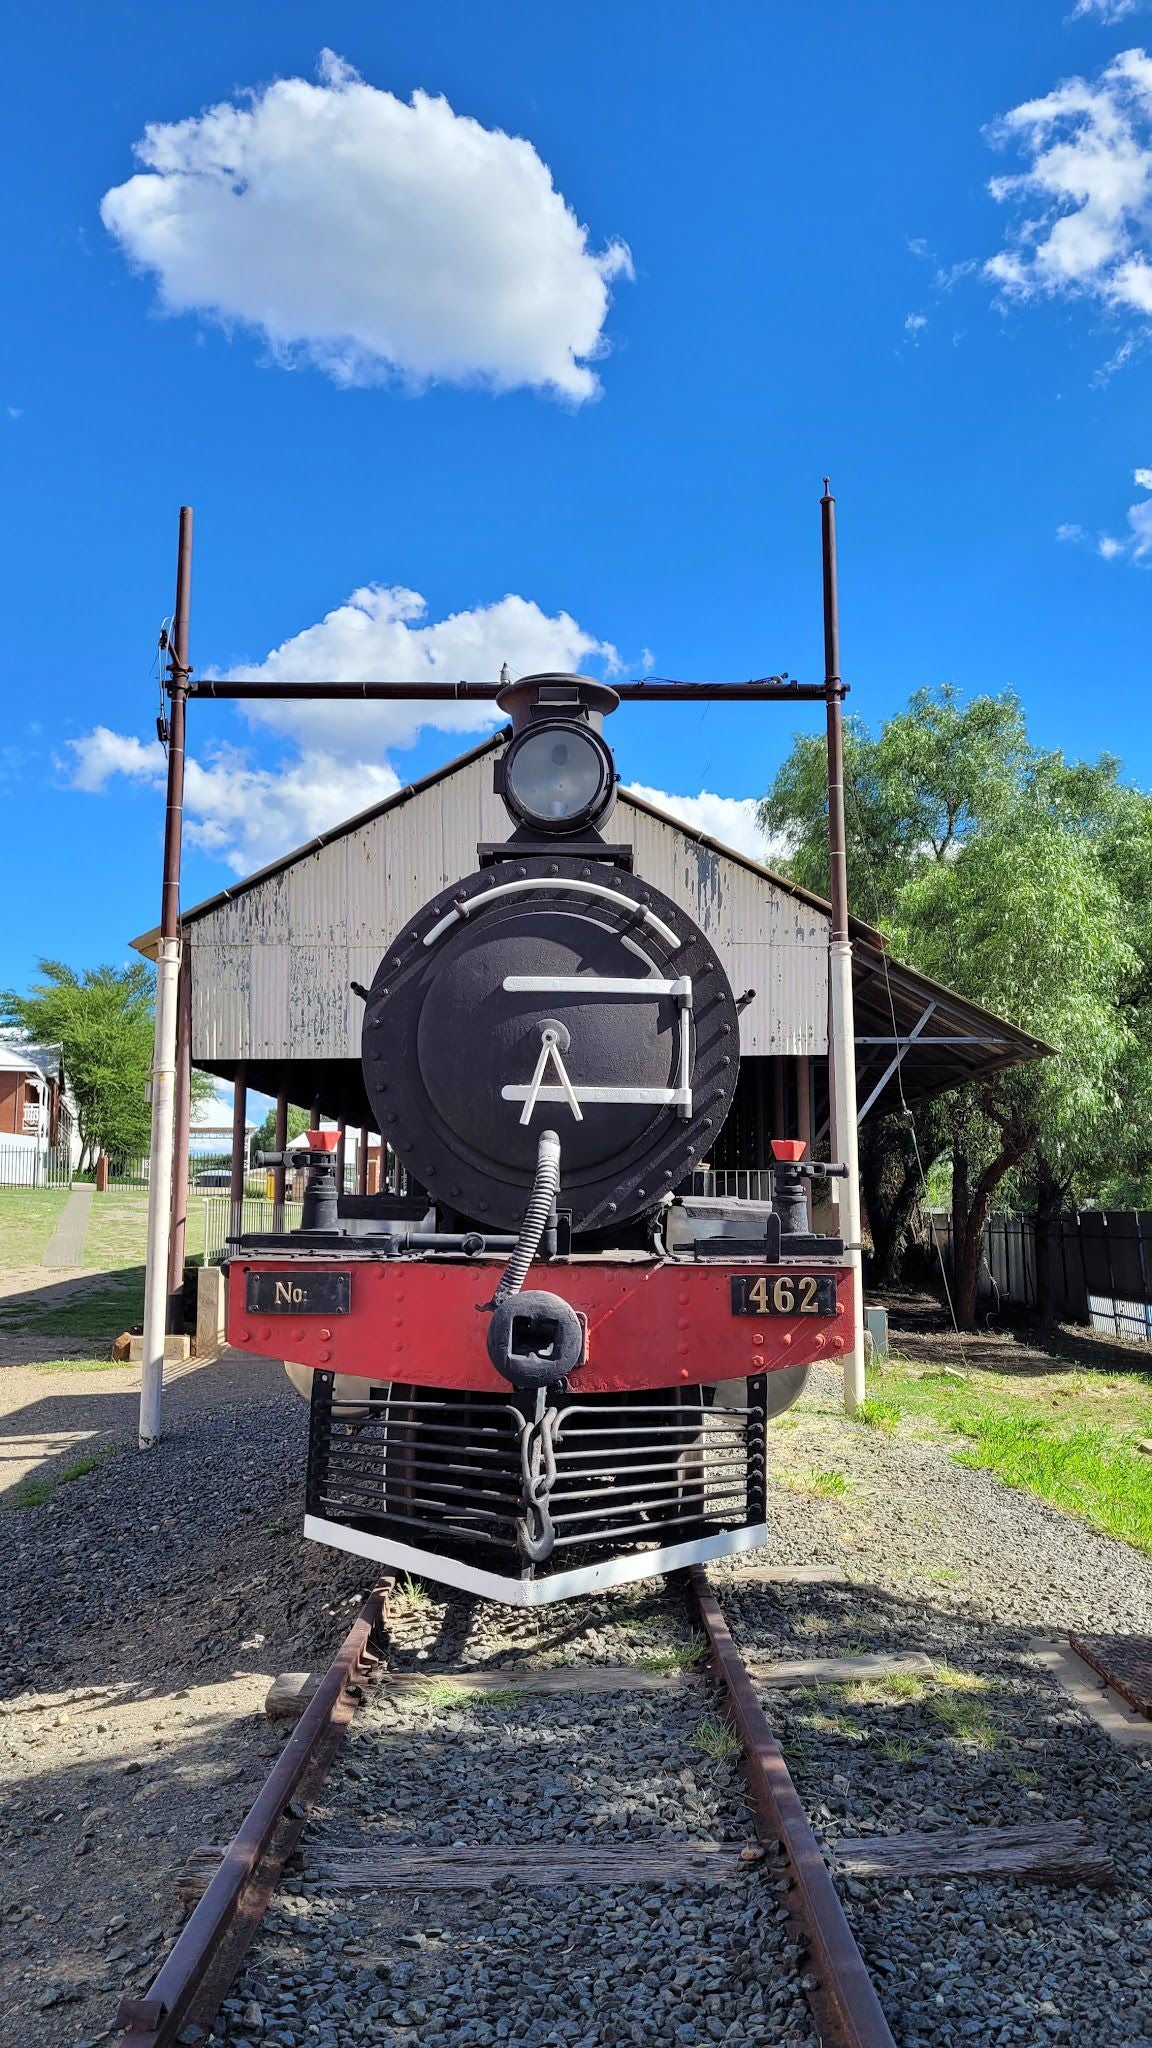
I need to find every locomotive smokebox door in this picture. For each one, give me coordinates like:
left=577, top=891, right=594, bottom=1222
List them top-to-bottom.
left=362, top=854, right=740, bottom=1234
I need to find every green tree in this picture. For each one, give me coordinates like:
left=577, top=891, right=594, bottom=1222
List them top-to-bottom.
left=758, top=685, right=1031, bottom=922
left=759, top=689, right=1152, bottom=1324
left=904, top=803, right=1139, bottom=1323
left=0, top=958, right=210, bottom=1170
left=252, top=1102, right=310, bottom=1154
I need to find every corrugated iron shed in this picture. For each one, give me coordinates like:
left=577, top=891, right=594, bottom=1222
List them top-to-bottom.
left=132, top=733, right=1048, bottom=1127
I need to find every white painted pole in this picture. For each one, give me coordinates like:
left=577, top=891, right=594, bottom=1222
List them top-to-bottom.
left=138, top=505, right=193, bottom=1449
left=139, top=936, right=180, bottom=1445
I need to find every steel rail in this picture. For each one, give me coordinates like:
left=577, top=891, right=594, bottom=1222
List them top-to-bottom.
left=687, top=1566, right=896, bottom=2048
left=112, top=1579, right=392, bottom=2048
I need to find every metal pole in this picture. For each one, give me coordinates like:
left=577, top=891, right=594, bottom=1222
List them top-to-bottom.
left=821, top=481, right=865, bottom=1414
left=140, top=505, right=192, bottom=1448
left=187, top=677, right=828, bottom=704
left=167, top=945, right=192, bottom=1332
left=797, top=1053, right=813, bottom=1226
left=230, top=1066, right=248, bottom=1241
left=273, top=1087, right=288, bottom=1228
left=336, top=1116, right=347, bottom=1195
left=356, top=1130, right=369, bottom=1196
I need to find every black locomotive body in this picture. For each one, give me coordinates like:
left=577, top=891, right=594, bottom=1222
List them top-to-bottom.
left=227, top=673, right=849, bottom=1603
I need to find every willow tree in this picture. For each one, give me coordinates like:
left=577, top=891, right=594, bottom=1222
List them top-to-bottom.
left=758, top=687, right=1150, bottom=1323
left=902, top=804, right=1137, bottom=1326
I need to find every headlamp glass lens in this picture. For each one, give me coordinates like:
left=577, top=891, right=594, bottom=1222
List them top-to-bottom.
left=505, top=727, right=607, bottom=824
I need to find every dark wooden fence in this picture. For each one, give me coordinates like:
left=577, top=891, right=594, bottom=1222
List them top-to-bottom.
left=928, top=1210, right=1152, bottom=1343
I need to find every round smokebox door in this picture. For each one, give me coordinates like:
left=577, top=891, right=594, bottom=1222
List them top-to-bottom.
left=362, top=857, right=739, bottom=1233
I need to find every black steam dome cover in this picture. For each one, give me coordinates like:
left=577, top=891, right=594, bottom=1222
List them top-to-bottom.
left=362, top=854, right=739, bottom=1233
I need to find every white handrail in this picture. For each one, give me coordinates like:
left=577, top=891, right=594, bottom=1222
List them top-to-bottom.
left=423, top=877, right=681, bottom=951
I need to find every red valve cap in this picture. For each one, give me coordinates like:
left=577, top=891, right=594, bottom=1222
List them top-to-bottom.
left=770, top=1139, right=807, bottom=1162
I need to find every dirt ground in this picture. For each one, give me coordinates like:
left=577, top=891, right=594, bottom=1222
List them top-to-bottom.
left=880, top=1287, right=1152, bottom=1379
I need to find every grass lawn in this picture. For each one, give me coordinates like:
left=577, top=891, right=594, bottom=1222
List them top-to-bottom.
left=0, top=1182, right=213, bottom=1352
left=0, top=1187, right=69, bottom=1268
left=81, top=1187, right=208, bottom=1268
left=0, top=1267, right=145, bottom=1342
left=865, top=1351, right=1152, bottom=1556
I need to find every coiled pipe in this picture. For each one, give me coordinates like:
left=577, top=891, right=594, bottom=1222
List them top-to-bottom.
left=494, top=1129, right=561, bottom=1302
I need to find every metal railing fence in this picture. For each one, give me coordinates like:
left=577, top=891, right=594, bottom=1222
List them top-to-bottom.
left=690, top=1169, right=774, bottom=1202
left=200, top=1194, right=304, bottom=1264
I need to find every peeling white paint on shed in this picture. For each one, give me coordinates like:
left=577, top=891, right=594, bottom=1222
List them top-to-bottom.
left=186, top=750, right=829, bottom=1064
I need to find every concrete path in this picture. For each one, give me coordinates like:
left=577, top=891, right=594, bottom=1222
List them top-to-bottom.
left=41, top=1184, right=94, bottom=1269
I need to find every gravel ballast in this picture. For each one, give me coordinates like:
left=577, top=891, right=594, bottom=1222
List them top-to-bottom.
left=2, top=1353, right=1151, bottom=2046
left=205, top=1581, right=817, bottom=2048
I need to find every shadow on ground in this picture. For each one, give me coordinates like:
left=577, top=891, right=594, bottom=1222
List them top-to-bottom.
left=881, top=1288, right=1152, bottom=1380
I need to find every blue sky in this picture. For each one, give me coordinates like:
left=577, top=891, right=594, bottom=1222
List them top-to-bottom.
left=3, top=0, right=1152, bottom=999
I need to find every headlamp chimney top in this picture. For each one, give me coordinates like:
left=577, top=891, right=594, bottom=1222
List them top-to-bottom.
left=496, top=672, right=620, bottom=736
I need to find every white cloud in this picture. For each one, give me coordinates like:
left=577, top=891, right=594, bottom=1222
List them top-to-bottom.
left=1070, top=0, right=1141, bottom=23
left=985, top=48, right=1152, bottom=320
left=100, top=52, right=631, bottom=401
left=904, top=312, right=928, bottom=335
left=1061, top=464, right=1152, bottom=560
left=1130, top=497, right=1152, bottom=550
left=228, top=582, right=619, bottom=759
left=67, top=584, right=621, bottom=872
left=66, top=727, right=402, bottom=874
left=627, top=783, right=787, bottom=866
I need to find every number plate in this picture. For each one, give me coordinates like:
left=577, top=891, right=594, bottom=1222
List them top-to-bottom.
left=245, top=1270, right=351, bottom=1315
left=730, top=1274, right=837, bottom=1317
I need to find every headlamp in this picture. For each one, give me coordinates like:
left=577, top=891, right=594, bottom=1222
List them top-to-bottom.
left=501, top=720, right=616, bottom=835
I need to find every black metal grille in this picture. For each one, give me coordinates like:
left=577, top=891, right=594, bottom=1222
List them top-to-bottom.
left=306, top=1375, right=767, bottom=1579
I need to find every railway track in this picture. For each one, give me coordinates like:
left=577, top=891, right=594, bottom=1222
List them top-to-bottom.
left=112, top=1569, right=896, bottom=2048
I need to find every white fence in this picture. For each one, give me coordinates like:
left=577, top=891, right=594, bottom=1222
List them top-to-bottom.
left=0, top=1138, right=73, bottom=1188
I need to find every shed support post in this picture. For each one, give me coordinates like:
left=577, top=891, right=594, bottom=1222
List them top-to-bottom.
left=821, top=483, right=865, bottom=1416
left=140, top=505, right=192, bottom=1450
left=167, top=946, right=192, bottom=1333
left=796, top=1054, right=812, bottom=1226
left=230, top=1065, right=248, bottom=1240
left=273, top=1088, right=288, bottom=1228
left=336, top=1116, right=347, bottom=1193
left=357, top=1133, right=369, bottom=1196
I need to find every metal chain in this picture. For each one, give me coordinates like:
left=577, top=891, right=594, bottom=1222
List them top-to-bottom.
left=516, top=1390, right=561, bottom=1563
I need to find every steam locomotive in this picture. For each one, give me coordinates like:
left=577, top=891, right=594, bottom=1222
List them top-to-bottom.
left=225, top=674, right=850, bottom=1603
